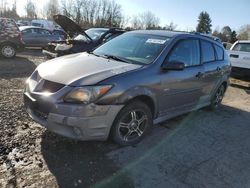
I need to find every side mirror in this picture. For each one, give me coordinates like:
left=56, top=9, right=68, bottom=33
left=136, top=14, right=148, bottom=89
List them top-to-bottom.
left=161, top=61, right=185, bottom=71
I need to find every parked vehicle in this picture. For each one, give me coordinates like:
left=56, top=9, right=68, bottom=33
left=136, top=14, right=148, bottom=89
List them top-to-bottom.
left=42, top=15, right=125, bottom=58
left=0, top=17, right=24, bottom=58
left=31, top=19, right=55, bottom=30
left=19, top=26, right=62, bottom=48
left=51, top=29, right=67, bottom=40
left=24, top=30, right=231, bottom=146
left=227, top=40, right=250, bottom=77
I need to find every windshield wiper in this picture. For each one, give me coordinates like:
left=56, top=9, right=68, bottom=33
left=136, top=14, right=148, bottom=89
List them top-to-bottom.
left=88, top=51, right=101, bottom=57
left=102, top=54, right=133, bottom=64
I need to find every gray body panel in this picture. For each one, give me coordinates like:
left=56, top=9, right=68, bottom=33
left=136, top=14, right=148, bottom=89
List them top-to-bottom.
left=24, top=30, right=231, bottom=141
left=38, top=52, right=142, bottom=86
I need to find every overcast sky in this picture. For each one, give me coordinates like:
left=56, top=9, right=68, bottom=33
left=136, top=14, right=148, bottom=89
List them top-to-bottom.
left=10, top=0, right=250, bottom=31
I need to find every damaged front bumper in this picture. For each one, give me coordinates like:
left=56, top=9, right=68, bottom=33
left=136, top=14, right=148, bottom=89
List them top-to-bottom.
left=23, top=82, right=123, bottom=141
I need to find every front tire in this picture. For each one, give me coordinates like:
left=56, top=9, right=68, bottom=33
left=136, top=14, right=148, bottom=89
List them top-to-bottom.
left=1, top=44, right=16, bottom=58
left=111, top=100, right=153, bottom=146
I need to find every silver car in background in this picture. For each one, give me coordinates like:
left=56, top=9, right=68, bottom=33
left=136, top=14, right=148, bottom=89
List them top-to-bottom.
left=19, top=26, right=62, bottom=48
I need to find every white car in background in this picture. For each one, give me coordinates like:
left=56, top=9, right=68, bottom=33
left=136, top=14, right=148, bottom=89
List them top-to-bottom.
left=227, top=40, right=250, bottom=77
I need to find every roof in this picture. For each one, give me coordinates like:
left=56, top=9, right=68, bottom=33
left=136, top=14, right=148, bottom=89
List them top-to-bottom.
left=0, top=17, right=14, bottom=21
left=19, top=26, right=46, bottom=31
left=129, top=30, right=222, bottom=45
left=130, top=30, right=188, bottom=37
left=236, top=40, right=250, bottom=43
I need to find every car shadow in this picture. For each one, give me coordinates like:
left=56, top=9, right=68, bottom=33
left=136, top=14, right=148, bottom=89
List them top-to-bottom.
left=0, top=55, right=37, bottom=78
left=41, top=104, right=250, bottom=187
left=41, top=132, right=134, bottom=188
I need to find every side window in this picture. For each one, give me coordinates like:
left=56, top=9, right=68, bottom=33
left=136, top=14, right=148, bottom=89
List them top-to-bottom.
left=32, top=28, right=39, bottom=34
left=22, top=29, right=32, bottom=34
left=39, top=29, right=51, bottom=35
left=168, top=39, right=200, bottom=67
left=201, top=40, right=215, bottom=63
left=232, top=43, right=250, bottom=53
left=214, top=45, right=224, bottom=60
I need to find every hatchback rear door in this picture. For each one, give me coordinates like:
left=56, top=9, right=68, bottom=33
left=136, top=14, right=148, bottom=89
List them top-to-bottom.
left=201, top=40, right=224, bottom=96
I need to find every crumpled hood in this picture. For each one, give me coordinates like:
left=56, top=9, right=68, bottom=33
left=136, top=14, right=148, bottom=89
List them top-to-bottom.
left=37, top=53, right=142, bottom=86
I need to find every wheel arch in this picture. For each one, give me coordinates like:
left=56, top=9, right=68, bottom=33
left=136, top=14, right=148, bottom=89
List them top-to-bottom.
left=114, top=87, right=158, bottom=119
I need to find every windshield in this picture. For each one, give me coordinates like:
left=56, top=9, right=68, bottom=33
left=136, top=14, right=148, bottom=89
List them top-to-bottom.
left=85, top=28, right=108, bottom=41
left=93, top=33, right=171, bottom=64
left=74, top=34, right=89, bottom=41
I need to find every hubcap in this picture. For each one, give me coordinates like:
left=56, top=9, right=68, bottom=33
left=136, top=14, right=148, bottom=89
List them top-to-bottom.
left=2, top=46, right=15, bottom=57
left=118, top=110, right=148, bottom=142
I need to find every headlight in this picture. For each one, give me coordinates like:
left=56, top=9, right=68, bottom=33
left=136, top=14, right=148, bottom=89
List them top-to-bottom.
left=64, top=85, right=112, bottom=104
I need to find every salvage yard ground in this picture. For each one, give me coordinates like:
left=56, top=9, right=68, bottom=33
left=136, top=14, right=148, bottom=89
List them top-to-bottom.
left=0, top=50, right=250, bottom=188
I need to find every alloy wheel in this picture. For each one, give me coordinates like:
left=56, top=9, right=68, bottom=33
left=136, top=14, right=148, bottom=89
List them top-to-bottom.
left=118, top=110, right=148, bottom=142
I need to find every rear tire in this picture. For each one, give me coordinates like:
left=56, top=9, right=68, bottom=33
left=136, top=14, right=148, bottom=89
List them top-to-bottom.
left=1, top=44, right=16, bottom=58
left=209, top=84, right=225, bottom=110
left=111, top=100, right=153, bottom=146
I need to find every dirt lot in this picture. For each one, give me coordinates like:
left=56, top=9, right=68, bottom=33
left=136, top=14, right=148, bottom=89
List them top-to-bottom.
left=0, top=50, right=250, bottom=188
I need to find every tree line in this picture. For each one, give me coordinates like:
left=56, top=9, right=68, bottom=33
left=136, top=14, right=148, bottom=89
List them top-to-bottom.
left=0, top=0, right=249, bottom=41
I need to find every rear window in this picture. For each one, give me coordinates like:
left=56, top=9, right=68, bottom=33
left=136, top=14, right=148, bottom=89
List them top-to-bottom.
left=201, top=40, right=215, bottom=63
left=232, top=43, right=250, bottom=53
left=214, top=45, right=224, bottom=60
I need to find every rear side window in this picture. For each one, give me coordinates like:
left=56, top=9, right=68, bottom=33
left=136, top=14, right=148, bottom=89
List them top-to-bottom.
left=39, top=29, right=51, bottom=35
left=168, top=39, right=200, bottom=67
left=201, top=40, right=215, bottom=63
left=232, top=43, right=250, bottom=52
left=214, top=45, right=224, bottom=60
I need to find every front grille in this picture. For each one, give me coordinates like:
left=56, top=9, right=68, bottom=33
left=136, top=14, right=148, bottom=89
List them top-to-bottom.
left=31, top=71, right=65, bottom=93
left=34, top=80, right=65, bottom=93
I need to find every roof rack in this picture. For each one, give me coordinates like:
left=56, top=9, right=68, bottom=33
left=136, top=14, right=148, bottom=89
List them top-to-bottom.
left=191, top=32, right=221, bottom=43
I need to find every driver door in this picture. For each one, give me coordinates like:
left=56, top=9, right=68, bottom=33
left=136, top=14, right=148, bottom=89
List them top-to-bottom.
left=158, top=38, right=206, bottom=116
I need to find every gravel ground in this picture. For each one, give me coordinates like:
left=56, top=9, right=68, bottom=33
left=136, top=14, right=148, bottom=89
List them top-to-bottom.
left=0, top=50, right=250, bottom=188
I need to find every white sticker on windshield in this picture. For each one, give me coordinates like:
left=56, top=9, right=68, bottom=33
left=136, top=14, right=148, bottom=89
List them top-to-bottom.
left=146, top=39, right=166, bottom=44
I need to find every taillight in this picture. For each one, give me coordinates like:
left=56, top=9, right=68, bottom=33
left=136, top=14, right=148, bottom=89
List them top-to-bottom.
left=18, top=32, right=24, bottom=44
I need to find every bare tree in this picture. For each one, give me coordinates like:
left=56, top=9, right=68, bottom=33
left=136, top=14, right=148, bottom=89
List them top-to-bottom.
left=24, top=0, right=37, bottom=19
left=44, top=0, right=60, bottom=20
left=59, top=0, right=123, bottom=28
left=60, top=0, right=73, bottom=18
left=131, top=11, right=160, bottom=29
left=141, top=11, right=160, bottom=29
left=165, top=22, right=177, bottom=31
left=238, top=24, right=250, bottom=40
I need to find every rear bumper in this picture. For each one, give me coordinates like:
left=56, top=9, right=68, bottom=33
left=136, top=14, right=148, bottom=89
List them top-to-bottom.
left=23, top=84, right=123, bottom=141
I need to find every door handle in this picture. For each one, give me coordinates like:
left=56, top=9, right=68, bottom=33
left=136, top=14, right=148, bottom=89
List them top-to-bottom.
left=230, top=54, right=239, bottom=58
left=216, top=67, right=221, bottom=72
left=196, top=72, right=203, bottom=78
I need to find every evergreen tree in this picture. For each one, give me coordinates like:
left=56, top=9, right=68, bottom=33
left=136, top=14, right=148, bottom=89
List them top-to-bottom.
left=196, top=11, right=212, bottom=34
left=230, top=31, right=238, bottom=43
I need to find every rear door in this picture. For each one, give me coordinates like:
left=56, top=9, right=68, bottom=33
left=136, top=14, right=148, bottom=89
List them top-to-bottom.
left=22, top=28, right=37, bottom=46
left=37, top=29, right=55, bottom=47
left=159, top=38, right=205, bottom=116
left=201, top=40, right=222, bottom=96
